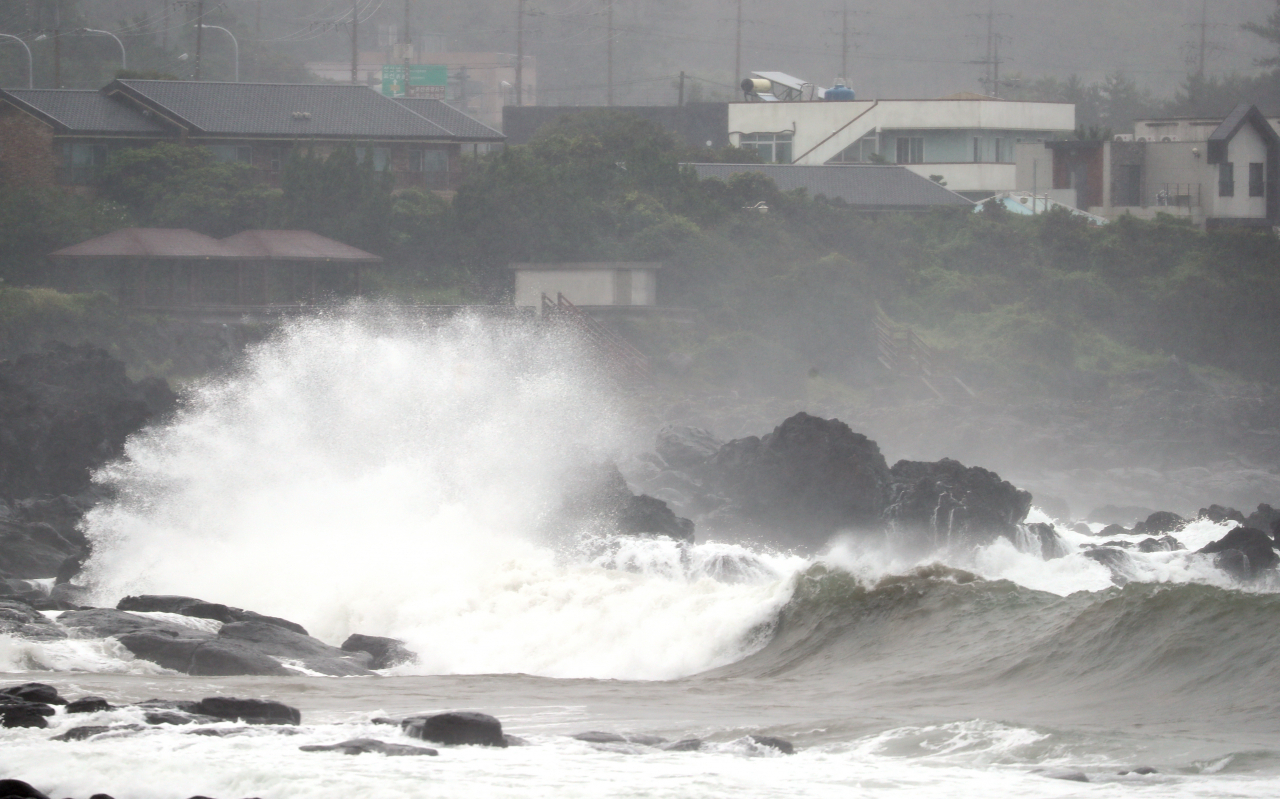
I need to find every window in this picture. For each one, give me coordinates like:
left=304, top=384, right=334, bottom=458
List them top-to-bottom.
left=738, top=133, right=793, bottom=164
left=828, top=133, right=878, bottom=164
left=896, top=136, right=924, bottom=164
left=973, top=136, right=981, bottom=163
left=994, top=137, right=1004, bottom=164
left=60, top=142, right=109, bottom=185
left=209, top=145, right=252, bottom=164
left=355, top=146, right=391, bottom=171
left=268, top=147, right=284, bottom=172
left=409, top=149, right=449, bottom=172
left=1219, top=161, right=1235, bottom=197
left=1250, top=162, right=1265, bottom=197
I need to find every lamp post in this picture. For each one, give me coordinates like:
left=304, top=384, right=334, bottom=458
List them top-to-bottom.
left=199, top=24, right=238, bottom=82
left=79, top=28, right=126, bottom=70
left=0, top=33, right=33, bottom=88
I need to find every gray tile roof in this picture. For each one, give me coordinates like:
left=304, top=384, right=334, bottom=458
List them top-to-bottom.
left=107, top=80, right=456, bottom=139
left=0, top=89, right=167, bottom=135
left=393, top=98, right=503, bottom=141
left=1207, top=103, right=1280, bottom=164
left=685, top=163, right=974, bottom=209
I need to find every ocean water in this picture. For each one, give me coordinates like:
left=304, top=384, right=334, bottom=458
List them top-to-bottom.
left=3, top=310, right=1278, bottom=798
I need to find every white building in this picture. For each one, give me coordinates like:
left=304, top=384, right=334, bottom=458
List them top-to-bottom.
left=728, top=93, right=1075, bottom=198
left=511, top=262, right=661, bottom=313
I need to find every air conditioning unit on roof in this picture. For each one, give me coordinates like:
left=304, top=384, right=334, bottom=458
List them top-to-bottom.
left=1114, top=134, right=1134, bottom=142
left=1161, top=135, right=1180, bottom=142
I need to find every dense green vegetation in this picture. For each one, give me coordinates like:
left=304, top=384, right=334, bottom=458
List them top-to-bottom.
left=3, top=111, right=1280, bottom=399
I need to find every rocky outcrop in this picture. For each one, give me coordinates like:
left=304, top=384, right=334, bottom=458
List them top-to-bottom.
left=0, top=343, right=176, bottom=500
left=698, top=413, right=891, bottom=547
left=883, top=458, right=1032, bottom=549
left=553, top=462, right=694, bottom=543
left=1245, top=504, right=1280, bottom=537
left=1132, top=511, right=1186, bottom=536
left=1199, top=527, right=1279, bottom=580
left=117, top=595, right=308, bottom=635
left=0, top=601, right=65, bottom=640
left=340, top=634, right=416, bottom=669
left=192, top=696, right=300, bottom=725
left=401, top=711, right=508, bottom=747
left=300, top=738, right=438, bottom=756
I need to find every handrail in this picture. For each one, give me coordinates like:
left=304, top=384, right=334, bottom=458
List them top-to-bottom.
left=541, top=293, right=651, bottom=383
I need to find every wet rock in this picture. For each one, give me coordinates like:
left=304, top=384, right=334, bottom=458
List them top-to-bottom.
left=0, top=343, right=177, bottom=500
left=702, top=413, right=891, bottom=547
left=655, top=425, right=723, bottom=469
left=884, top=458, right=1031, bottom=549
left=555, top=462, right=695, bottom=543
left=616, top=494, right=694, bottom=542
left=1244, top=503, right=1280, bottom=536
left=1087, top=505, right=1155, bottom=526
left=1198, top=505, right=1245, bottom=525
left=1133, top=511, right=1185, bottom=536
left=0, top=518, right=81, bottom=581
left=1069, top=522, right=1092, bottom=536
left=1025, top=523, right=1069, bottom=559
left=1097, top=524, right=1129, bottom=537
left=1199, top=527, right=1279, bottom=580
left=1138, top=536, right=1184, bottom=553
left=1082, top=547, right=1133, bottom=585
left=116, top=595, right=308, bottom=636
left=0, top=600, right=66, bottom=641
left=58, top=608, right=198, bottom=639
left=216, top=621, right=374, bottom=676
left=115, top=631, right=292, bottom=677
left=340, top=634, right=416, bottom=670
left=1, top=683, right=63, bottom=705
left=66, top=696, right=112, bottom=714
left=192, top=697, right=300, bottom=725
left=0, top=702, right=54, bottom=728
left=143, top=710, right=218, bottom=726
left=401, top=711, right=508, bottom=748
left=51, top=725, right=114, bottom=742
left=572, top=731, right=626, bottom=743
left=503, top=734, right=530, bottom=746
left=749, top=735, right=795, bottom=754
left=299, top=738, right=438, bottom=756
left=663, top=738, right=703, bottom=751
left=1119, top=766, right=1158, bottom=775
left=1043, top=770, right=1089, bottom=782
left=0, top=779, right=51, bottom=799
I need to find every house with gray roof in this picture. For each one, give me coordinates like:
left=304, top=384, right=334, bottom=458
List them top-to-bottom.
left=0, top=80, right=502, bottom=192
left=686, top=162, right=973, bottom=212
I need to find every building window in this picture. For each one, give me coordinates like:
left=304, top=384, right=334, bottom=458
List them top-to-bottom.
left=739, top=133, right=793, bottom=164
left=828, top=133, right=878, bottom=164
left=896, top=136, right=924, bottom=164
left=973, top=136, right=981, bottom=163
left=60, top=142, right=109, bottom=185
left=208, top=145, right=252, bottom=164
left=355, top=146, right=391, bottom=171
left=268, top=147, right=284, bottom=172
left=409, top=149, right=449, bottom=172
left=1219, top=161, right=1235, bottom=197
left=1249, top=162, right=1265, bottom=197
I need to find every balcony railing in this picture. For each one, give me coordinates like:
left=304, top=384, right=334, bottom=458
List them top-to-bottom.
left=1154, top=183, right=1200, bottom=208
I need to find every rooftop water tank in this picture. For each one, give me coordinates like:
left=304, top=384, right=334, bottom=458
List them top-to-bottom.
left=825, top=84, right=856, bottom=102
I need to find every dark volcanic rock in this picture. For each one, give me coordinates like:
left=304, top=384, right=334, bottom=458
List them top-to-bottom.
left=0, top=343, right=177, bottom=500
left=701, top=413, right=891, bottom=546
left=655, top=425, right=723, bottom=469
left=884, top=458, right=1031, bottom=548
left=555, top=462, right=695, bottom=543
left=1199, top=504, right=1246, bottom=525
left=1245, top=504, right=1280, bottom=537
left=1133, top=511, right=1185, bottom=536
left=0, top=517, right=81, bottom=581
left=1024, top=523, right=1069, bottom=560
left=1097, top=524, right=1129, bottom=537
left=1199, top=527, right=1279, bottom=579
left=1138, top=536, right=1184, bottom=553
left=1082, top=547, right=1133, bottom=584
left=116, top=595, right=308, bottom=635
left=0, top=600, right=66, bottom=641
left=58, top=608, right=198, bottom=639
left=216, top=621, right=373, bottom=676
left=115, top=630, right=291, bottom=677
left=340, top=634, right=416, bottom=669
left=1, top=683, right=63, bottom=705
left=66, top=696, right=112, bottom=714
left=193, top=696, right=300, bottom=725
left=0, top=702, right=54, bottom=728
left=401, top=711, right=508, bottom=747
left=52, top=725, right=115, bottom=742
left=573, top=731, right=626, bottom=743
left=749, top=735, right=795, bottom=754
left=300, top=738, right=438, bottom=756
left=0, top=779, right=51, bottom=799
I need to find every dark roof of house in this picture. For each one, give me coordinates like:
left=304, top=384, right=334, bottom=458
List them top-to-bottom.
left=104, top=80, right=458, bottom=139
left=0, top=89, right=168, bottom=135
left=393, top=98, right=504, bottom=141
left=1207, top=103, right=1280, bottom=164
left=685, top=163, right=974, bottom=208
left=49, top=228, right=382, bottom=262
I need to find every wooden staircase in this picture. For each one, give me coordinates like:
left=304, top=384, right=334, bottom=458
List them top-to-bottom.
left=875, top=304, right=975, bottom=402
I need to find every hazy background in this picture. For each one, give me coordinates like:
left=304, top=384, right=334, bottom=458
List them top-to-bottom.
left=4, top=0, right=1276, bottom=106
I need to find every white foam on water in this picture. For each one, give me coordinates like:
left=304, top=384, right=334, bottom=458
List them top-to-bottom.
left=78, top=310, right=801, bottom=680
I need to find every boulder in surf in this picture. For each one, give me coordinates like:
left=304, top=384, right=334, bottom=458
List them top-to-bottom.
left=193, top=696, right=301, bottom=725
left=401, top=711, right=508, bottom=747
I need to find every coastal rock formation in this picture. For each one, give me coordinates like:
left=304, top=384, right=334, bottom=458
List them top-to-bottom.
left=698, top=413, right=891, bottom=546
left=883, top=458, right=1032, bottom=549
left=553, top=462, right=694, bottom=543
left=1199, top=527, right=1279, bottom=580
left=117, top=595, right=308, bottom=635
left=341, top=634, right=416, bottom=669
left=401, top=711, right=508, bottom=747
left=300, top=738, right=438, bottom=756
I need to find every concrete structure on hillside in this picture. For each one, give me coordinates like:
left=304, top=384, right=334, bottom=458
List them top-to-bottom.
left=0, top=80, right=501, bottom=193
left=728, top=95, right=1075, bottom=198
left=1015, top=104, right=1280, bottom=228
left=511, top=262, right=661, bottom=313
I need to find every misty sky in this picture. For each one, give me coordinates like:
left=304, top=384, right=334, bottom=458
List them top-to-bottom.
left=72, top=0, right=1280, bottom=103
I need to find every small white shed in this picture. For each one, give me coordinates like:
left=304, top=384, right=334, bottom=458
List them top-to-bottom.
left=511, top=262, right=661, bottom=312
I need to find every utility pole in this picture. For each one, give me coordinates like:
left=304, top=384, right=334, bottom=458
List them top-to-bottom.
left=194, top=0, right=204, bottom=80
left=350, top=0, right=358, bottom=85
left=402, top=0, right=412, bottom=93
left=515, top=0, right=524, bottom=105
left=606, top=0, right=614, bottom=106
left=733, top=0, right=742, bottom=81
left=968, top=0, right=1010, bottom=97
left=1197, top=0, right=1207, bottom=78
left=841, top=1, right=848, bottom=80
left=678, top=70, right=685, bottom=106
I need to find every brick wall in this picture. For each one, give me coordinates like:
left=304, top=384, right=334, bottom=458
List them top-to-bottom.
left=0, top=104, right=58, bottom=188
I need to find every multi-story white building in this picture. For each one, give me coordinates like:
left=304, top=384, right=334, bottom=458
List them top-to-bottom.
left=728, top=93, right=1075, bottom=198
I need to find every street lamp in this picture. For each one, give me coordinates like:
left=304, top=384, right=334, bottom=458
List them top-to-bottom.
left=199, top=25, right=239, bottom=82
left=79, top=28, right=126, bottom=70
left=0, top=33, right=33, bottom=88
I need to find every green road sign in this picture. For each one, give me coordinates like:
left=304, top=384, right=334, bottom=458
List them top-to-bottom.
left=381, top=64, right=448, bottom=96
